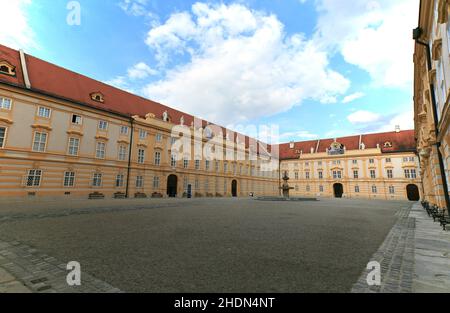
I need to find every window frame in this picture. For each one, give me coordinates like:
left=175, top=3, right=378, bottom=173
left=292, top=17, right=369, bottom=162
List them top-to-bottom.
left=0, top=97, right=12, bottom=110
left=37, top=106, right=51, bottom=119
left=98, top=120, right=108, bottom=131
left=0, top=126, right=7, bottom=148
left=32, top=131, right=48, bottom=152
left=67, top=137, right=80, bottom=156
left=95, top=141, right=106, bottom=159
left=26, top=169, right=43, bottom=187
left=63, top=171, right=76, bottom=188
left=92, top=173, right=103, bottom=187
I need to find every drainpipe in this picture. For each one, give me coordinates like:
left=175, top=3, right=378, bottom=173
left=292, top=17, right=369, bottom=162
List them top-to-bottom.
left=413, top=27, right=450, bottom=210
left=125, top=118, right=134, bottom=198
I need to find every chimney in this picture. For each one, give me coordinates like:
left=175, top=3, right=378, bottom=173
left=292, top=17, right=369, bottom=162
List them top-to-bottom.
left=19, top=49, right=31, bottom=89
left=395, top=125, right=400, bottom=133
left=289, top=141, right=294, bottom=149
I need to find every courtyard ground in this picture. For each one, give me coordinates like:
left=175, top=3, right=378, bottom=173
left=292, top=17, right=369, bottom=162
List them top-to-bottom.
left=0, top=197, right=407, bottom=293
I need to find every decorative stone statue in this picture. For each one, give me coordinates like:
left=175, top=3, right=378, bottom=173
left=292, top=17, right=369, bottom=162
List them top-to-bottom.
left=163, top=111, right=168, bottom=122
left=180, top=116, right=184, bottom=126
left=279, top=171, right=294, bottom=198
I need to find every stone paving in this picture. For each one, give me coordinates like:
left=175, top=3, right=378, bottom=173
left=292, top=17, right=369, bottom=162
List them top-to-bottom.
left=352, top=203, right=450, bottom=293
left=0, top=240, right=121, bottom=293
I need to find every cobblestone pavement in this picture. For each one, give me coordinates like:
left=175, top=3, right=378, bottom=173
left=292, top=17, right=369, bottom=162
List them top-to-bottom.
left=352, top=203, right=450, bottom=293
left=0, top=240, right=121, bottom=293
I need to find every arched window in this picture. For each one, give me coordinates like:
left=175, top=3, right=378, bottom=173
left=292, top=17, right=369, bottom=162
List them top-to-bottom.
left=0, top=61, right=16, bottom=76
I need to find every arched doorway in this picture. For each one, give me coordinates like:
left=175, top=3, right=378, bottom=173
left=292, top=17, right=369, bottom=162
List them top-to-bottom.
left=167, top=175, right=178, bottom=198
left=231, top=180, right=238, bottom=197
left=333, top=183, right=344, bottom=198
left=406, top=184, right=420, bottom=201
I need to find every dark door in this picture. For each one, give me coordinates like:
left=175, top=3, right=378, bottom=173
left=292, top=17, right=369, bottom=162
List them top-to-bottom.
left=167, top=175, right=178, bottom=198
left=231, top=180, right=238, bottom=197
left=333, top=183, right=344, bottom=198
left=406, top=184, right=420, bottom=201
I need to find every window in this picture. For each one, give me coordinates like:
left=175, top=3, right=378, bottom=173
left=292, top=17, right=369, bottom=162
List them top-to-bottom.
left=0, top=97, right=11, bottom=110
left=37, top=107, right=51, bottom=118
left=72, top=114, right=82, bottom=125
left=98, top=120, right=108, bottom=130
left=120, top=126, right=129, bottom=135
left=0, top=127, right=6, bottom=148
left=139, top=129, right=147, bottom=140
left=32, top=132, right=47, bottom=152
left=155, top=133, right=162, bottom=142
left=68, top=138, right=80, bottom=156
left=95, top=142, right=106, bottom=159
left=118, top=145, right=128, bottom=161
left=138, top=149, right=145, bottom=164
left=154, top=151, right=161, bottom=165
left=171, top=154, right=177, bottom=167
left=403, top=157, right=408, bottom=162
left=409, top=157, right=415, bottom=162
left=184, top=158, right=189, bottom=169
left=385, top=158, right=391, bottom=163
left=369, top=159, right=375, bottom=164
left=206, top=160, right=210, bottom=171
left=352, top=160, right=358, bottom=165
left=318, top=161, right=322, bottom=166
left=224, top=162, right=228, bottom=173
left=305, top=162, right=309, bottom=167
left=26, top=169, right=42, bottom=187
left=387, top=169, right=393, bottom=179
left=405, top=169, right=415, bottom=179
left=411, top=169, right=417, bottom=179
left=353, top=170, right=358, bottom=179
left=370, top=170, right=376, bottom=179
left=318, top=171, right=323, bottom=179
left=333, top=171, right=342, bottom=179
left=63, top=172, right=75, bottom=187
left=294, top=172, right=299, bottom=180
left=305, top=172, right=310, bottom=180
left=92, top=173, right=102, bottom=187
left=116, top=174, right=124, bottom=187
left=136, top=176, right=144, bottom=188
left=153, top=176, right=160, bottom=189
left=205, top=179, right=209, bottom=191
left=295, top=185, right=299, bottom=192
left=306, top=185, right=310, bottom=192
left=319, top=185, right=324, bottom=192
left=372, top=185, right=377, bottom=194
left=355, top=186, right=360, bottom=193
left=389, top=186, right=395, bottom=194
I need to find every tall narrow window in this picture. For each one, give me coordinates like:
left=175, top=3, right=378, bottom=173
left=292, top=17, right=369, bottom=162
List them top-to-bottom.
left=0, top=97, right=11, bottom=110
left=72, top=114, right=82, bottom=125
left=98, top=120, right=108, bottom=130
left=120, top=126, right=129, bottom=135
left=0, top=127, right=6, bottom=148
left=139, top=129, right=147, bottom=140
left=32, top=132, right=47, bottom=152
left=155, top=133, right=162, bottom=142
left=68, top=138, right=80, bottom=156
left=95, top=142, right=106, bottom=159
left=118, top=145, right=128, bottom=161
left=138, top=149, right=145, bottom=164
left=154, top=151, right=161, bottom=165
left=171, top=154, right=177, bottom=167
left=183, top=158, right=189, bottom=169
left=195, top=159, right=200, bottom=170
left=26, top=169, right=42, bottom=187
left=387, top=169, right=393, bottom=179
left=404, top=169, right=411, bottom=179
left=411, top=169, right=417, bottom=179
left=353, top=170, right=359, bottom=179
left=370, top=170, right=376, bottom=179
left=318, top=171, right=323, bottom=179
left=63, top=172, right=75, bottom=187
left=92, top=173, right=102, bottom=187
left=116, top=174, right=124, bottom=187
left=136, top=176, right=144, bottom=188
left=153, top=176, right=160, bottom=189
left=372, top=185, right=377, bottom=193
left=355, top=186, right=360, bottom=193
left=389, top=186, right=395, bottom=194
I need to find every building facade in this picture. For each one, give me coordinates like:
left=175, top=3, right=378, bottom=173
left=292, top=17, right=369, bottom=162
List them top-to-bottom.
left=414, top=0, right=450, bottom=209
left=0, top=43, right=421, bottom=201
left=279, top=132, right=422, bottom=201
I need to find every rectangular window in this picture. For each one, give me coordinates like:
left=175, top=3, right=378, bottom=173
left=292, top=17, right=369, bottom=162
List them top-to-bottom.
left=0, top=97, right=11, bottom=110
left=37, top=106, right=51, bottom=118
left=72, top=114, right=82, bottom=125
left=98, top=120, right=108, bottom=130
left=120, top=126, right=129, bottom=135
left=0, top=127, right=6, bottom=148
left=139, top=129, right=147, bottom=140
left=32, top=132, right=47, bottom=152
left=155, top=133, right=162, bottom=142
left=68, top=137, right=80, bottom=156
left=95, top=142, right=106, bottom=159
left=118, top=145, right=128, bottom=161
left=138, top=149, right=145, bottom=164
left=154, top=151, right=161, bottom=165
left=171, top=154, right=177, bottom=167
left=403, top=157, right=408, bottom=162
left=409, top=157, right=415, bottom=162
left=385, top=158, right=391, bottom=163
left=183, top=159, right=189, bottom=169
left=195, top=159, right=200, bottom=170
left=369, top=159, right=375, bottom=164
left=206, top=160, right=210, bottom=171
left=352, top=160, right=358, bottom=165
left=215, top=161, right=219, bottom=172
left=224, top=162, right=228, bottom=173
left=26, top=169, right=42, bottom=187
left=387, top=169, right=393, bottom=179
left=404, top=169, right=411, bottom=179
left=411, top=169, right=417, bottom=179
left=353, top=170, right=359, bottom=179
left=370, top=170, right=376, bottom=179
left=318, top=171, right=323, bottom=179
left=333, top=171, right=342, bottom=179
left=63, top=172, right=75, bottom=187
left=294, top=172, right=299, bottom=180
left=305, top=172, right=310, bottom=179
left=92, top=173, right=102, bottom=187
left=116, top=174, right=124, bottom=187
left=136, top=176, right=144, bottom=188
left=153, top=176, right=160, bottom=189
left=205, top=179, right=209, bottom=191
left=306, top=185, right=310, bottom=192
left=319, top=185, right=324, bottom=192
left=372, top=185, right=377, bottom=194
left=355, top=186, right=360, bottom=193
left=389, top=186, right=395, bottom=194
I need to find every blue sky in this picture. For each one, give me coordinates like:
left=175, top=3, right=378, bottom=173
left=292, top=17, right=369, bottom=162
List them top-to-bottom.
left=1, top=0, right=419, bottom=143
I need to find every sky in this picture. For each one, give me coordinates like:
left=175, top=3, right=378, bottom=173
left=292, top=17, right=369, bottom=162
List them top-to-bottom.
left=0, top=0, right=419, bottom=143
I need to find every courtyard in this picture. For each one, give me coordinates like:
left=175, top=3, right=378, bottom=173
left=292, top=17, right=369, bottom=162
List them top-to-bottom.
left=0, top=198, right=412, bottom=293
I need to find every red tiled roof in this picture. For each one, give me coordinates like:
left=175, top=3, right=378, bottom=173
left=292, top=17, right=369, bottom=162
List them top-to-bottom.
left=0, top=44, right=25, bottom=87
left=279, top=130, right=416, bottom=160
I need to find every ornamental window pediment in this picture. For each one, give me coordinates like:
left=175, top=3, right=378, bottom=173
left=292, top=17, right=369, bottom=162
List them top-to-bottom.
left=90, top=92, right=105, bottom=103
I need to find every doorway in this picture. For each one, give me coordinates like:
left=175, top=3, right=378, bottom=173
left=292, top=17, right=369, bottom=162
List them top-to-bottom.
left=167, top=175, right=178, bottom=198
left=231, top=180, right=238, bottom=197
left=333, top=183, right=344, bottom=198
left=406, top=184, right=420, bottom=201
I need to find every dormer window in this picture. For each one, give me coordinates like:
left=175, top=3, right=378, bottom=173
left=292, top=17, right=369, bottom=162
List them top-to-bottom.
left=0, top=61, right=16, bottom=76
left=90, top=92, right=105, bottom=103
left=384, top=141, right=393, bottom=148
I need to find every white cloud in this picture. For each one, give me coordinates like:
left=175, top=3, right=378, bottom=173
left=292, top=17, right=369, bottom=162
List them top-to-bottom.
left=0, top=0, right=36, bottom=50
left=119, top=0, right=149, bottom=16
left=314, top=0, right=419, bottom=88
left=143, top=2, right=350, bottom=125
left=127, top=62, right=157, bottom=79
left=342, top=92, right=365, bottom=103
left=376, top=109, right=414, bottom=132
left=347, top=110, right=381, bottom=124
